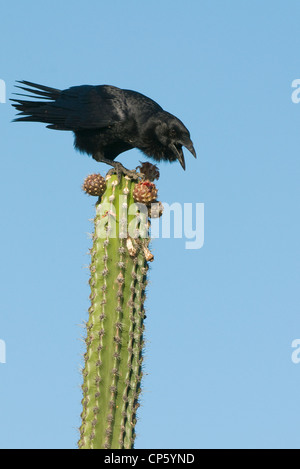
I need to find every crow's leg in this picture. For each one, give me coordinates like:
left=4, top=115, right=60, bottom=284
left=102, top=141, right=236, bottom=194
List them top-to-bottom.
left=93, top=154, right=142, bottom=182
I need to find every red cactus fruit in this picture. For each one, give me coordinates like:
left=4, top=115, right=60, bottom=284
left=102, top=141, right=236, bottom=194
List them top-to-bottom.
left=133, top=180, right=158, bottom=204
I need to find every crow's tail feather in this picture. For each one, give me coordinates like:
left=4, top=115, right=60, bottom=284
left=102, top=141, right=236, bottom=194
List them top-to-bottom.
left=10, top=80, right=64, bottom=128
left=13, top=80, right=61, bottom=100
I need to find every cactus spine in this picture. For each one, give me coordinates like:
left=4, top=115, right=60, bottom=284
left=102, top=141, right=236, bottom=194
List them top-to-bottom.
left=79, top=173, right=153, bottom=449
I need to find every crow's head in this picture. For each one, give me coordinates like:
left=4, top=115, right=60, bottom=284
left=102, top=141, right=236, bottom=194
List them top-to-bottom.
left=142, top=112, right=196, bottom=169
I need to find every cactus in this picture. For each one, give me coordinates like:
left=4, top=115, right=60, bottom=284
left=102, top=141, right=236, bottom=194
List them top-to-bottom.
left=78, top=170, right=157, bottom=450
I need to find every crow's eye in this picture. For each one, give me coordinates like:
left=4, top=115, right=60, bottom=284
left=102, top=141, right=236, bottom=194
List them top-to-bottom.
left=169, top=129, right=177, bottom=138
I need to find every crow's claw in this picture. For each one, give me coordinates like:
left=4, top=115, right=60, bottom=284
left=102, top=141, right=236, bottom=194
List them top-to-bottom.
left=107, top=163, right=142, bottom=182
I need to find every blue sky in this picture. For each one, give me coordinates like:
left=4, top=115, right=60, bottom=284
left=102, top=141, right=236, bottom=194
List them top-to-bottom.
left=0, top=0, right=300, bottom=449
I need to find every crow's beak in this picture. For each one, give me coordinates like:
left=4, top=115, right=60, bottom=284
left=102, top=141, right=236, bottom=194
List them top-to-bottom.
left=184, top=141, right=197, bottom=159
left=170, top=143, right=186, bottom=170
left=177, top=149, right=186, bottom=170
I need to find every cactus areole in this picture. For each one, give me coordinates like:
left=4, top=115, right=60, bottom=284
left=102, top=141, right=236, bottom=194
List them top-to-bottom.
left=79, top=167, right=160, bottom=449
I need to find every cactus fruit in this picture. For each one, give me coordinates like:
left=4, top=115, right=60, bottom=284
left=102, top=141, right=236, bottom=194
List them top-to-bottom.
left=137, top=161, right=160, bottom=181
left=79, top=172, right=156, bottom=450
left=82, top=173, right=106, bottom=197
left=133, top=180, right=158, bottom=205
left=148, top=200, right=164, bottom=219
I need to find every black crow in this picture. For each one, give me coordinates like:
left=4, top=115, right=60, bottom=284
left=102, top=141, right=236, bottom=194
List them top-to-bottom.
left=11, top=81, right=196, bottom=177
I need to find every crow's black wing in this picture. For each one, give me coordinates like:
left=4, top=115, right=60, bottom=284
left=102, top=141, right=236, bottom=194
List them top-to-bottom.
left=11, top=81, right=127, bottom=130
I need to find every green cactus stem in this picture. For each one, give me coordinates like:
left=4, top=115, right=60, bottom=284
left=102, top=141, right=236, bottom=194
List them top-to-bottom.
left=79, top=173, right=154, bottom=450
